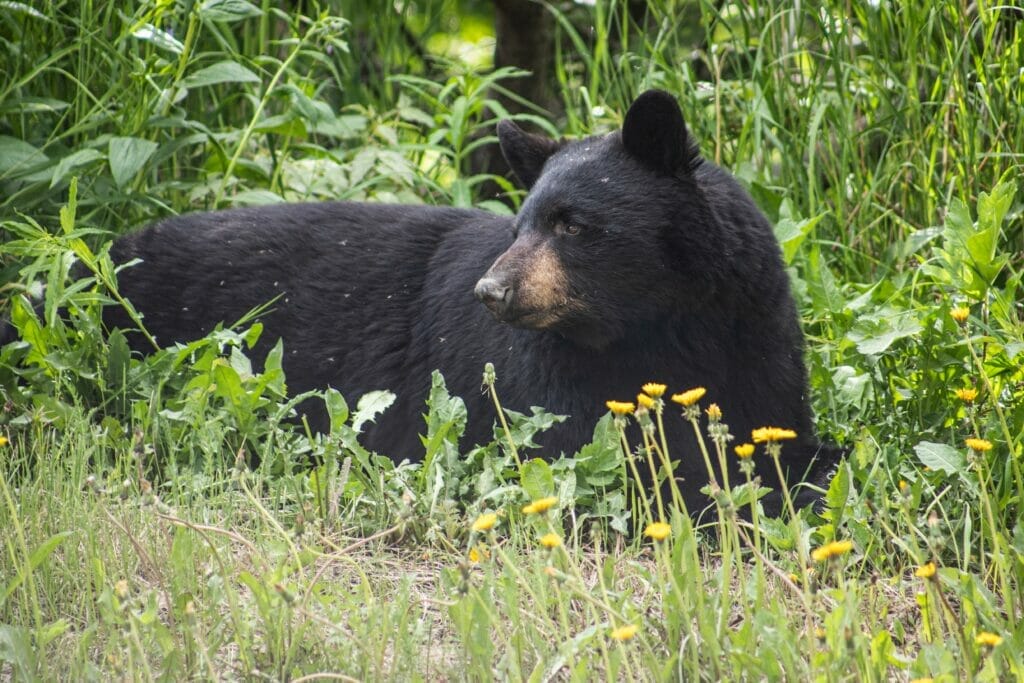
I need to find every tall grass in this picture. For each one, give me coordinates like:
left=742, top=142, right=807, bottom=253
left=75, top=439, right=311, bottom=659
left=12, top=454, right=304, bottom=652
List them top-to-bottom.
left=1, top=0, right=1022, bottom=679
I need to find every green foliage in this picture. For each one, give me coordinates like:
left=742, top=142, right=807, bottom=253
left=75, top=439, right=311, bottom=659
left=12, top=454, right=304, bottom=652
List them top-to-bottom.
left=1, top=0, right=1022, bottom=680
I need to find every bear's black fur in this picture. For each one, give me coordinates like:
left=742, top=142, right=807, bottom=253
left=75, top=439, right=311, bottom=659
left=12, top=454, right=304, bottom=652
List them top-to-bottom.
left=76, top=90, right=837, bottom=511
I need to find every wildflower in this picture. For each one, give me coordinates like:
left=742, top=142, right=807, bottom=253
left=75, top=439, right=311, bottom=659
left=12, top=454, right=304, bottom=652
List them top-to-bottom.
left=950, top=306, right=970, bottom=324
left=642, top=382, right=666, bottom=397
left=671, top=387, right=706, bottom=407
left=954, top=387, right=978, bottom=403
left=636, top=393, right=655, bottom=410
left=606, top=400, right=635, bottom=416
left=706, top=403, right=722, bottom=420
left=752, top=427, right=797, bottom=443
left=0, top=436, right=7, bottom=447
left=966, top=438, right=992, bottom=452
left=734, top=443, right=755, bottom=459
left=898, top=480, right=908, bottom=492
left=522, top=496, right=559, bottom=515
left=471, top=512, right=498, bottom=532
left=644, top=521, right=672, bottom=541
left=539, top=533, right=562, bottom=549
left=811, top=540, right=853, bottom=563
left=468, top=547, right=482, bottom=563
left=915, top=562, right=936, bottom=579
left=788, top=573, right=800, bottom=583
left=114, top=580, right=130, bottom=599
left=610, top=624, right=638, bottom=641
left=814, top=627, right=827, bottom=640
left=975, top=632, right=1003, bottom=648
left=909, top=678, right=934, bottom=683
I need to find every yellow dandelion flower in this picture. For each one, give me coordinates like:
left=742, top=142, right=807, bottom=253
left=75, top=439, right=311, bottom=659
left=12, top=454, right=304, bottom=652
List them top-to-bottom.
left=950, top=306, right=970, bottom=324
left=642, top=383, right=667, bottom=398
left=671, top=387, right=706, bottom=407
left=954, top=387, right=978, bottom=402
left=636, top=393, right=655, bottom=410
left=606, top=400, right=635, bottom=416
left=706, top=403, right=722, bottom=420
left=751, top=426, right=798, bottom=443
left=0, top=436, right=8, bottom=447
left=966, top=438, right=993, bottom=452
left=734, top=443, right=755, bottom=459
left=898, top=479, right=908, bottom=492
left=522, top=496, right=558, bottom=515
left=471, top=512, right=498, bottom=532
left=644, top=521, right=672, bottom=541
left=539, top=533, right=562, bottom=548
left=811, top=539, right=853, bottom=562
left=468, top=547, right=481, bottom=563
left=915, top=562, right=936, bottom=579
left=788, top=573, right=800, bottom=583
left=114, top=580, right=130, bottom=599
left=610, top=624, right=638, bottom=641
left=814, top=627, right=827, bottom=640
left=975, top=632, right=1003, bottom=648
left=909, top=678, right=934, bottom=683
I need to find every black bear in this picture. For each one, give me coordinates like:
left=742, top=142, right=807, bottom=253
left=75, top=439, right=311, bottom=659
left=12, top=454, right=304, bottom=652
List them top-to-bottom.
left=70, top=90, right=839, bottom=510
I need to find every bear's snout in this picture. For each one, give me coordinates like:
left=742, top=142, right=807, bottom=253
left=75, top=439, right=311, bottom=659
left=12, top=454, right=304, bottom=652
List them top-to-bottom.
left=474, top=277, right=513, bottom=316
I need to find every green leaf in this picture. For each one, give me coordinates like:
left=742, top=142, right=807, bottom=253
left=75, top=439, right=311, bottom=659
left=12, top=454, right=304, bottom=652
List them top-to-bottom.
left=199, top=0, right=262, bottom=22
left=130, top=23, right=184, bottom=54
left=182, top=60, right=261, bottom=89
left=0, top=136, right=47, bottom=176
left=108, top=136, right=158, bottom=188
left=50, top=148, right=103, bottom=188
left=976, top=181, right=1014, bottom=236
left=773, top=200, right=825, bottom=264
left=847, top=310, right=922, bottom=356
left=105, top=328, right=131, bottom=391
left=324, top=388, right=349, bottom=433
left=352, top=390, right=396, bottom=433
left=913, top=441, right=965, bottom=475
left=520, top=458, right=554, bottom=501
left=823, top=462, right=850, bottom=523
left=3, top=531, right=72, bottom=605
left=0, top=624, right=34, bottom=674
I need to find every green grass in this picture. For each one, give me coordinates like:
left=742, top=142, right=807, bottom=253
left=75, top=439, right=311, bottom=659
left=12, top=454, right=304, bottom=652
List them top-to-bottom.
left=1, top=0, right=1022, bottom=680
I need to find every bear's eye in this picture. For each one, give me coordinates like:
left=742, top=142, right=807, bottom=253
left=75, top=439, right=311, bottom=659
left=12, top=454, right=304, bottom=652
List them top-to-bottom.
left=565, top=223, right=581, bottom=236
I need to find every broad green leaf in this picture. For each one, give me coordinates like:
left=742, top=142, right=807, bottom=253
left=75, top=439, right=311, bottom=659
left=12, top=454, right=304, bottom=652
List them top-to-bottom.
left=200, top=0, right=262, bottom=22
left=131, top=23, right=184, bottom=54
left=182, top=60, right=260, bottom=89
left=0, top=136, right=47, bottom=175
left=108, top=136, right=158, bottom=188
left=50, top=148, right=103, bottom=188
left=976, top=181, right=1014, bottom=235
left=774, top=200, right=824, bottom=264
left=847, top=311, right=922, bottom=356
left=105, top=329, right=130, bottom=391
left=324, top=388, right=349, bottom=433
left=352, top=390, right=396, bottom=433
left=913, top=441, right=965, bottom=475
left=521, top=458, right=554, bottom=500
left=823, top=462, right=850, bottom=523
left=3, top=531, right=72, bottom=605
left=0, top=624, right=34, bottom=674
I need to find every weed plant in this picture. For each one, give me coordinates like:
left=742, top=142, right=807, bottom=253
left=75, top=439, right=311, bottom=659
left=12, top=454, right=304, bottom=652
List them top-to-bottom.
left=1, top=0, right=1022, bottom=679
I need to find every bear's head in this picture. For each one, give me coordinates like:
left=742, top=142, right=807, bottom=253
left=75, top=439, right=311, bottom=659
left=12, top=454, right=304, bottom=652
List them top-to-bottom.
left=475, top=90, right=724, bottom=349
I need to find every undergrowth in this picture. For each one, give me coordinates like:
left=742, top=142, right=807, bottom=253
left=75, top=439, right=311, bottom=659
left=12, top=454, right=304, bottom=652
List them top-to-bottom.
left=1, top=0, right=1022, bottom=680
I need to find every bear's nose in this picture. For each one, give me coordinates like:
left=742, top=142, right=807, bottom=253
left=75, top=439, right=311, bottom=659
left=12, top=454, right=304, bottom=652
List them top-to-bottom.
left=474, top=277, right=512, bottom=314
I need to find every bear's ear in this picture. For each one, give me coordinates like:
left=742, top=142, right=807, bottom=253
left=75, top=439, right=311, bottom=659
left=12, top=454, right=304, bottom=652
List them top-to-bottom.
left=621, top=90, right=699, bottom=175
left=498, top=120, right=562, bottom=190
